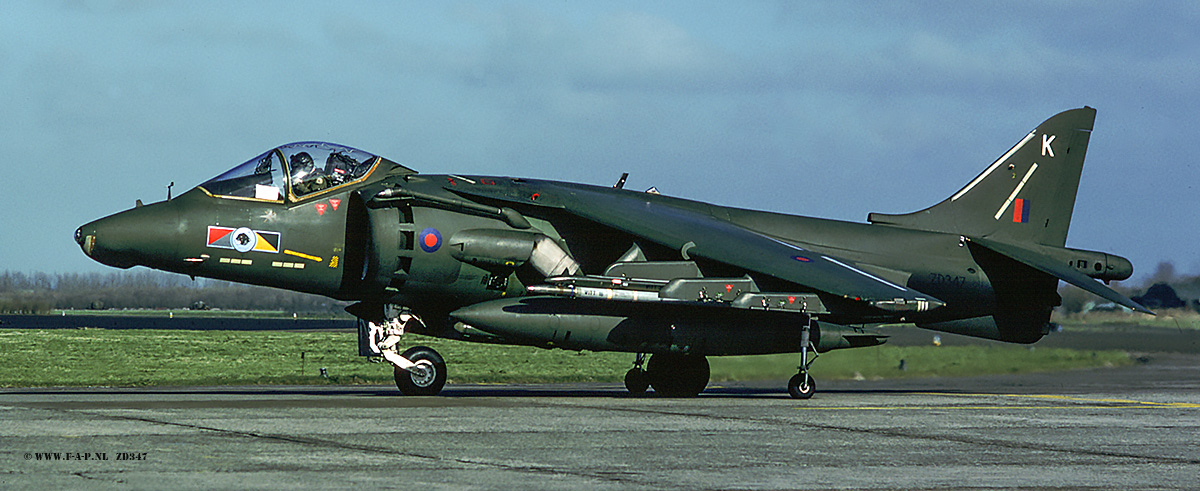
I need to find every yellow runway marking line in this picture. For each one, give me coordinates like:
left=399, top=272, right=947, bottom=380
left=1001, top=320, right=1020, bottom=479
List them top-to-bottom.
left=796, top=392, right=1200, bottom=410
left=921, top=392, right=1200, bottom=408
left=797, top=405, right=1152, bottom=410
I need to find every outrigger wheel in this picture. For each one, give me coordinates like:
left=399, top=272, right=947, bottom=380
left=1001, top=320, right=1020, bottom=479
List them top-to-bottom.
left=394, top=346, right=447, bottom=396
left=788, top=372, right=815, bottom=399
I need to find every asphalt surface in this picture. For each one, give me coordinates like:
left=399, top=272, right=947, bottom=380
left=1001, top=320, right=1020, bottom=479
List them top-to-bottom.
left=2, top=353, right=1198, bottom=489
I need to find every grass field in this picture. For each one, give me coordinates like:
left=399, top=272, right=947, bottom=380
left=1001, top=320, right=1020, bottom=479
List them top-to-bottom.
left=52, top=309, right=351, bottom=320
left=0, top=329, right=1130, bottom=388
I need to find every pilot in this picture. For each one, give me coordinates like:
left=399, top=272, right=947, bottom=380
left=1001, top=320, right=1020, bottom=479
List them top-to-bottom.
left=289, top=152, right=323, bottom=195
left=290, top=152, right=315, bottom=182
left=324, top=152, right=357, bottom=184
left=253, top=154, right=274, bottom=175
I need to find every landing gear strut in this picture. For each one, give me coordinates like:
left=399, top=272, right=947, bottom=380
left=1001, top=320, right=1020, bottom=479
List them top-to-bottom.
left=788, top=317, right=817, bottom=399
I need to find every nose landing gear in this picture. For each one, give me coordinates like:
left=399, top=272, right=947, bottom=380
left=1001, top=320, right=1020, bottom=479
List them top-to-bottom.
left=369, top=313, right=448, bottom=396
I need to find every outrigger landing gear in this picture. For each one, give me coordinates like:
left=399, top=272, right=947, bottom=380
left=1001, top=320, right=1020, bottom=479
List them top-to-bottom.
left=370, top=312, right=448, bottom=396
left=788, top=317, right=818, bottom=399
left=624, top=353, right=649, bottom=395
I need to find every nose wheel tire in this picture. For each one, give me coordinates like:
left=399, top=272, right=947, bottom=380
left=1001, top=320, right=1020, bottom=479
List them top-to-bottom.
left=394, top=346, right=447, bottom=396
left=788, top=373, right=816, bottom=399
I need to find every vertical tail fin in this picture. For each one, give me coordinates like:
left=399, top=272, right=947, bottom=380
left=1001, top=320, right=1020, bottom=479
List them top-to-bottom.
left=868, top=107, right=1096, bottom=247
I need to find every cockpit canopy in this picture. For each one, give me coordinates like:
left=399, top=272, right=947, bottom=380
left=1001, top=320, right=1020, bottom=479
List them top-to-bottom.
left=199, top=142, right=380, bottom=201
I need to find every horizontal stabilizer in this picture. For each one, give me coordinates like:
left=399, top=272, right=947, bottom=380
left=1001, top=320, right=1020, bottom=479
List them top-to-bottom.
left=968, top=237, right=1153, bottom=315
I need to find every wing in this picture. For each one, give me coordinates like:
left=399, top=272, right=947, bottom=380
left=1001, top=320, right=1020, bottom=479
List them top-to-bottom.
left=450, top=180, right=943, bottom=313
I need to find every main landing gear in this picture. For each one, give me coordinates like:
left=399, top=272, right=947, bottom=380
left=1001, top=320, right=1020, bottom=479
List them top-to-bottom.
left=625, top=352, right=710, bottom=398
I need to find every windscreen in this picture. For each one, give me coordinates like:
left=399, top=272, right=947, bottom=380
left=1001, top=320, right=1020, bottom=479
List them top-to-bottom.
left=198, top=149, right=285, bottom=201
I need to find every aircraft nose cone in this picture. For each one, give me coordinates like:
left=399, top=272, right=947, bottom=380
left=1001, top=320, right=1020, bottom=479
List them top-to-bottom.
left=78, top=202, right=180, bottom=269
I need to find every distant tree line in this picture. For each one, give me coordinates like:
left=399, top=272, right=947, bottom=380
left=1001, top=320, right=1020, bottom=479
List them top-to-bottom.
left=4, top=262, right=1196, bottom=316
left=1058, top=262, right=1200, bottom=314
left=0, top=270, right=348, bottom=314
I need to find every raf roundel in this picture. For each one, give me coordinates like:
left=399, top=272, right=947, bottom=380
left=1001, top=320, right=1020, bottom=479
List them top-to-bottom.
left=419, top=228, right=442, bottom=253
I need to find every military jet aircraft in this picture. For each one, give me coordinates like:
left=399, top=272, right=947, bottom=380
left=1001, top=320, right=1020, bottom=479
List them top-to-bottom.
left=76, top=107, right=1151, bottom=398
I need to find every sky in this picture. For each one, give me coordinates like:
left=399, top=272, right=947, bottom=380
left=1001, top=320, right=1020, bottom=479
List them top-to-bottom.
left=1, top=1, right=1196, bottom=283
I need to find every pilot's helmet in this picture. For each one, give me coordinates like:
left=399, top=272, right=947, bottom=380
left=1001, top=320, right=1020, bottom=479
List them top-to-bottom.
left=290, top=152, right=315, bottom=175
left=325, top=152, right=355, bottom=177
left=253, top=155, right=273, bottom=175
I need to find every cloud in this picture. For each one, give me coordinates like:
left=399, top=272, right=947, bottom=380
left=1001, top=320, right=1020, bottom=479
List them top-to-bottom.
left=1, top=1, right=1197, bottom=278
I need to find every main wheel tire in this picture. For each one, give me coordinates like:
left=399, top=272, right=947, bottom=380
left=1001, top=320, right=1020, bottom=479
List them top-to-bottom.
left=394, top=346, right=447, bottom=396
left=646, top=353, right=709, bottom=397
left=624, top=368, right=649, bottom=395
left=788, top=373, right=815, bottom=399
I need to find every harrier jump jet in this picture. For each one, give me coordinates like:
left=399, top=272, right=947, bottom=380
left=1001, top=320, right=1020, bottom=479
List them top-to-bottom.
left=77, top=107, right=1149, bottom=398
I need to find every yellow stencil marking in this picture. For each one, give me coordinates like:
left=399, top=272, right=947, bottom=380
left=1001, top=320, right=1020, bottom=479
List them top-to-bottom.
left=284, top=249, right=323, bottom=262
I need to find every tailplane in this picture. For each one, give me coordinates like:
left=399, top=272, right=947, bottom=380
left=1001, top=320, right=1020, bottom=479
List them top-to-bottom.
left=869, top=107, right=1096, bottom=247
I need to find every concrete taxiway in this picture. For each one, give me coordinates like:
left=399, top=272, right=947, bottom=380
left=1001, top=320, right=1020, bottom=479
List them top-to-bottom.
left=2, top=354, right=1198, bottom=489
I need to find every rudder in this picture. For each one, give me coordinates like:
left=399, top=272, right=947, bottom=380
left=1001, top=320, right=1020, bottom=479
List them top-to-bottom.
left=868, top=107, right=1096, bottom=247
